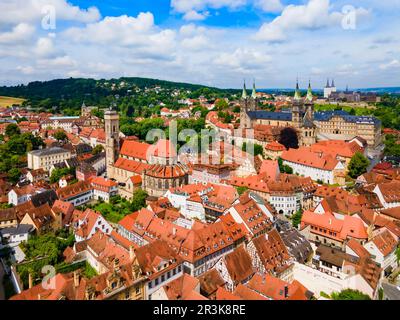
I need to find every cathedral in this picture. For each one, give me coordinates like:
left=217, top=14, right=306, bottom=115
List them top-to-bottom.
left=239, top=80, right=382, bottom=148
left=240, top=81, right=317, bottom=147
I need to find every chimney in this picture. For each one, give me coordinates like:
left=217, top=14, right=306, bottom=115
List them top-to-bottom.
left=172, top=228, right=177, bottom=236
left=265, top=233, right=269, bottom=241
left=129, top=246, right=135, bottom=261
left=73, top=271, right=79, bottom=287
left=28, top=273, right=33, bottom=289
left=284, top=285, right=289, bottom=298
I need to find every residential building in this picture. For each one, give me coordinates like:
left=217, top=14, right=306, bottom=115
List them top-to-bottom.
left=27, top=147, right=72, bottom=171
left=91, top=176, right=118, bottom=202
left=56, top=181, right=93, bottom=207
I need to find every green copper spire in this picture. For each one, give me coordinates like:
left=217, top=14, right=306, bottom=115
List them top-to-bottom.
left=294, top=79, right=302, bottom=100
left=252, top=80, right=257, bottom=99
left=242, top=81, right=247, bottom=99
left=306, top=81, right=313, bottom=102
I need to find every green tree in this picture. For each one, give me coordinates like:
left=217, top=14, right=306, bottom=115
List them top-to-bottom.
left=215, top=99, right=229, bottom=111
left=5, top=124, right=20, bottom=137
left=53, top=130, right=68, bottom=142
left=92, top=144, right=104, bottom=155
left=348, top=152, right=370, bottom=179
left=50, top=167, right=75, bottom=183
left=7, top=168, right=21, bottom=184
left=236, top=186, right=248, bottom=196
left=291, top=209, right=303, bottom=228
left=330, top=289, right=371, bottom=300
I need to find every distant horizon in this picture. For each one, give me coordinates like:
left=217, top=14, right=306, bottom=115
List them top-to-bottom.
left=1, top=1, right=399, bottom=88
left=1, top=76, right=399, bottom=93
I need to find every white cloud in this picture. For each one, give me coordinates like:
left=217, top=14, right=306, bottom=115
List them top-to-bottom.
left=0, top=0, right=100, bottom=25
left=171, top=0, right=246, bottom=13
left=254, top=0, right=284, bottom=13
left=254, top=0, right=368, bottom=42
left=183, top=10, right=208, bottom=21
left=0, top=23, right=35, bottom=44
left=34, top=37, right=56, bottom=57
left=214, top=48, right=272, bottom=72
left=380, top=59, right=400, bottom=70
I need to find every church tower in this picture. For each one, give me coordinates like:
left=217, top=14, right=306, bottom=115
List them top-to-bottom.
left=292, top=79, right=303, bottom=129
left=249, top=80, right=258, bottom=111
left=239, top=81, right=252, bottom=129
left=301, top=81, right=316, bottom=146
left=104, top=108, right=120, bottom=179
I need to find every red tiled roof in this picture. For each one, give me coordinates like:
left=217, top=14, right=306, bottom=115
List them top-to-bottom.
left=120, top=140, right=150, bottom=161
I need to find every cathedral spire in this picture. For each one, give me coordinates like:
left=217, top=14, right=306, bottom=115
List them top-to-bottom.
left=326, top=78, right=330, bottom=88
left=294, top=79, right=302, bottom=100
left=331, top=79, right=335, bottom=87
left=242, top=80, right=247, bottom=99
left=252, top=80, right=257, bottom=99
left=306, top=80, right=313, bottom=102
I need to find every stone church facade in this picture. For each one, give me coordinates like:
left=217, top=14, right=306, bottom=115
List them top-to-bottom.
left=239, top=82, right=381, bottom=148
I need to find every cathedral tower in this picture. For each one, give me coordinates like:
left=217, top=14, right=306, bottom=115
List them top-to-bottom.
left=292, top=79, right=303, bottom=129
left=239, top=81, right=252, bottom=129
left=301, top=81, right=316, bottom=146
left=104, top=108, right=120, bottom=179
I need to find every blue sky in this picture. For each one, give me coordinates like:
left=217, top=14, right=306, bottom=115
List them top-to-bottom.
left=0, top=0, right=399, bottom=88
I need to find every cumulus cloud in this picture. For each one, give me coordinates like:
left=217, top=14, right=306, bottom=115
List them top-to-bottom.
left=0, top=0, right=100, bottom=25
left=254, top=0, right=369, bottom=42
left=254, top=0, right=284, bottom=13
left=0, top=23, right=35, bottom=44
left=214, top=48, right=272, bottom=72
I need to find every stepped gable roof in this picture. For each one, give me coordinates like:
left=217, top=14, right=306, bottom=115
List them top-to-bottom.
left=120, top=140, right=150, bottom=161
left=281, top=147, right=339, bottom=171
left=252, top=229, right=291, bottom=273
left=371, top=230, right=397, bottom=256
left=223, top=245, right=254, bottom=285
left=198, top=269, right=226, bottom=298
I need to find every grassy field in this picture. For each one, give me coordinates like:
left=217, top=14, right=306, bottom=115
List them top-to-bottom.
left=0, top=96, right=26, bottom=108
